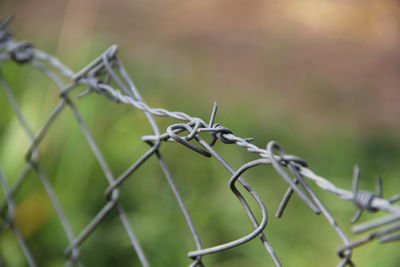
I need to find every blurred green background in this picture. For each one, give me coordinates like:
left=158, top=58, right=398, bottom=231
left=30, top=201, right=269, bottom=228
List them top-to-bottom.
left=1, top=0, right=400, bottom=266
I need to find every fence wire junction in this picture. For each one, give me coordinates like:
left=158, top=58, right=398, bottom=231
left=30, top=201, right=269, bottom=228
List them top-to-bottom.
left=0, top=18, right=400, bottom=267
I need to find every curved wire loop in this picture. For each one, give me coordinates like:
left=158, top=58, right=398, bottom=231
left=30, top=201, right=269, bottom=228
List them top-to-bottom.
left=167, top=123, right=212, bottom=157
left=188, top=159, right=270, bottom=258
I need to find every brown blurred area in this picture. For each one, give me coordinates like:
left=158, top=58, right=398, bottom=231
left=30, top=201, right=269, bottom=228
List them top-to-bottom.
left=2, top=0, right=400, bottom=130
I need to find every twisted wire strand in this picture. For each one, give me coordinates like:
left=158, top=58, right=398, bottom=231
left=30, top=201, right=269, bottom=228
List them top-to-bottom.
left=0, top=18, right=399, bottom=267
left=75, top=63, right=399, bottom=215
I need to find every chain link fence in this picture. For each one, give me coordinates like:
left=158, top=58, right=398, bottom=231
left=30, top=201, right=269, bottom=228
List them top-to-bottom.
left=0, top=17, right=399, bottom=266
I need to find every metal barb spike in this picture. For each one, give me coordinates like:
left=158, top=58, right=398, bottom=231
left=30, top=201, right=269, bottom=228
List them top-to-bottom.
left=0, top=16, right=13, bottom=30
left=209, top=102, right=218, bottom=127
left=351, top=165, right=363, bottom=224
left=350, top=166, right=382, bottom=224
left=376, top=176, right=383, bottom=198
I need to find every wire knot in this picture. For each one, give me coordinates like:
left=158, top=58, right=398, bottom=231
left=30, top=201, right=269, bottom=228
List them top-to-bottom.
left=9, top=41, right=34, bottom=64
left=77, top=76, right=117, bottom=101
left=87, top=76, right=102, bottom=93
left=167, top=123, right=212, bottom=157
left=210, top=123, right=235, bottom=144
left=350, top=166, right=382, bottom=223
left=353, top=191, right=377, bottom=212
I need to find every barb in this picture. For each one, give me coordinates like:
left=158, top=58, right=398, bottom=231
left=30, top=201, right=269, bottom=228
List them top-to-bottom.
left=0, top=18, right=399, bottom=266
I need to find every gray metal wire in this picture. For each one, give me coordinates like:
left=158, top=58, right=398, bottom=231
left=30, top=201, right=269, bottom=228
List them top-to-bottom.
left=0, top=17, right=399, bottom=266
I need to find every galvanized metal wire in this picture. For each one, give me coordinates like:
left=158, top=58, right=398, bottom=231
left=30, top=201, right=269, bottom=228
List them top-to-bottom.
left=0, top=17, right=399, bottom=266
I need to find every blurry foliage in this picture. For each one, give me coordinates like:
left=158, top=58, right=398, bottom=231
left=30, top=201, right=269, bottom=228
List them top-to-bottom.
left=1, top=0, right=400, bottom=266
left=1, top=45, right=399, bottom=266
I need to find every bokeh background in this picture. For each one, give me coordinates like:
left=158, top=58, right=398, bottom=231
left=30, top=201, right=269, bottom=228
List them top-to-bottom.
left=1, top=0, right=400, bottom=266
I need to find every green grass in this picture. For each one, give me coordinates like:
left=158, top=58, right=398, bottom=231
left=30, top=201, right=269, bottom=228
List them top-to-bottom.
left=1, top=39, right=399, bottom=267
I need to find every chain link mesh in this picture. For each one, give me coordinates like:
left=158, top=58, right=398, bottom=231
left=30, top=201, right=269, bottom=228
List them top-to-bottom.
left=0, top=17, right=399, bottom=266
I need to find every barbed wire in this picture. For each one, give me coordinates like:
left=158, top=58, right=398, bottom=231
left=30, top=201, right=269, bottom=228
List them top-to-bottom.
left=0, top=17, right=399, bottom=266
